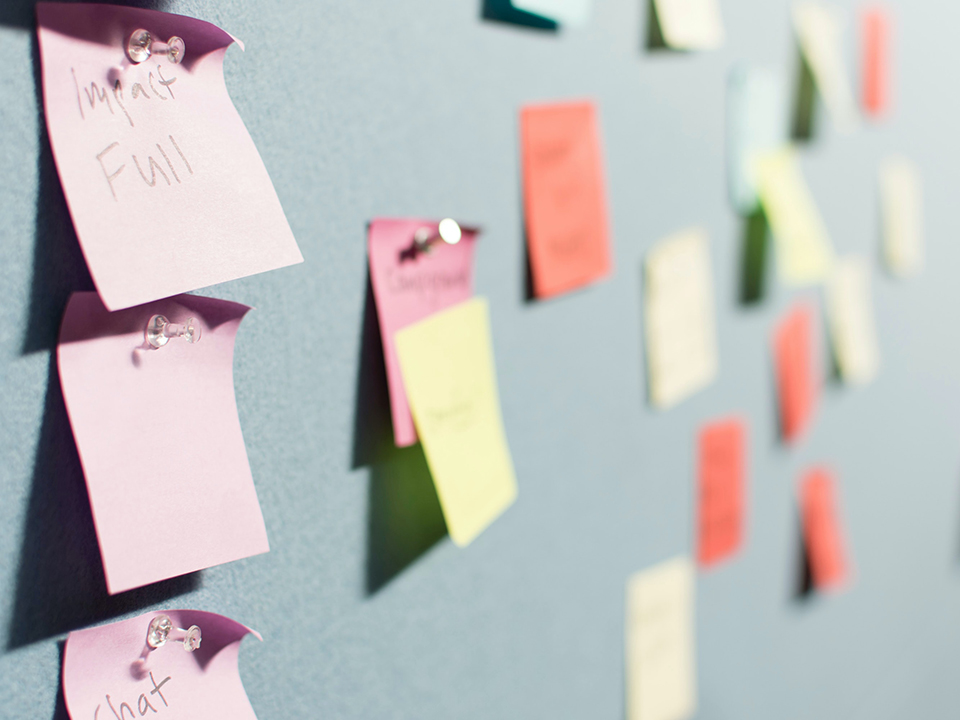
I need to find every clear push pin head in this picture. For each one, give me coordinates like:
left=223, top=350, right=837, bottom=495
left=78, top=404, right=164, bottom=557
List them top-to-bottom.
left=127, top=29, right=186, bottom=64
left=413, top=218, right=463, bottom=253
left=145, top=315, right=201, bottom=349
left=146, top=615, right=202, bottom=652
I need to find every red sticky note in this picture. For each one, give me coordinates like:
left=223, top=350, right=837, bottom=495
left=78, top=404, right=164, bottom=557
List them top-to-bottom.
left=862, top=8, right=890, bottom=117
left=520, top=101, right=612, bottom=299
left=774, top=301, right=818, bottom=443
left=697, top=417, right=746, bottom=568
left=799, top=467, right=851, bottom=591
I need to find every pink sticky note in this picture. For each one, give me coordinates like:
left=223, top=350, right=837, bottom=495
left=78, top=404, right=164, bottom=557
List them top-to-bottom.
left=37, top=3, right=303, bottom=311
left=367, top=218, right=477, bottom=447
left=58, top=292, right=268, bottom=594
left=63, top=609, right=261, bottom=720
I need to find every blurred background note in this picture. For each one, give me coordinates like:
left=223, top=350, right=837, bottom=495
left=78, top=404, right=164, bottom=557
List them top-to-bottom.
left=511, top=0, right=591, bottom=26
left=651, top=0, right=725, bottom=50
left=36, top=3, right=302, bottom=311
left=861, top=6, right=891, bottom=117
left=520, top=101, right=612, bottom=299
left=754, top=147, right=835, bottom=285
left=880, top=156, right=923, bottom=277
left=368, top=218, right=478, bottom=448
left=644, top=228, right=718, bottom=409
left=826, top=256, right=880, bottom=385
left=58, top=293, right=268, bottom=594
left=395, top=298, right=517, bottom=547
left=773, top=301, right=819, bottom=444
left=697, top=418, right=746, bottom=568
left=799, top=467, right=852, bottom=592
left=626, top=557, right=696, bottom=720
left=63, top=610, right=261, bottom=720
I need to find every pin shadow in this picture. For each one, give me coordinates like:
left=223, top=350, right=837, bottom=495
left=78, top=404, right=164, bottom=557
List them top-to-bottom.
left=480, top=0, right=558, bottom=32
left=6, top=352, right=199, bottom=651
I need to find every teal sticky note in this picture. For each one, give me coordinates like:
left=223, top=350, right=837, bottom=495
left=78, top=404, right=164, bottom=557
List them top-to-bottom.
left=511, top=0, right=590, bottom=26
left=727, top=66, right=787, bottom=215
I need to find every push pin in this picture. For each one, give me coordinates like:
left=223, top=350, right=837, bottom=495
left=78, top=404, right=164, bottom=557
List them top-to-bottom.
left=127, top=29, right=186, bottom=64
left=413, top=218, right=463, bottom=254
left=145, top=315, right=201, bottom=349
left=146, top=615, right=202, bottom=652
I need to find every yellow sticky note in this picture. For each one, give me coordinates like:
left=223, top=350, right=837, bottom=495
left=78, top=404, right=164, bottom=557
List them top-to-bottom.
left=653, top=0, right=725, bottom=50
left=793, top=2, right=858, bottom=132
left=754, top=147, right=835, bottom=285
left=880, top=156, right=923, bottom=277
left=644, top=228, right=718, bottom=409
left=827, top=256, right=880, bottom=385
left=395, top=298, right=518, bottom=547
left=626, top=556, right=697, bottom=720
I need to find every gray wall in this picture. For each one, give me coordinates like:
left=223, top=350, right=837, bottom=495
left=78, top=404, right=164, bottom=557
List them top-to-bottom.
left=3, top=0, right=960, bottom=717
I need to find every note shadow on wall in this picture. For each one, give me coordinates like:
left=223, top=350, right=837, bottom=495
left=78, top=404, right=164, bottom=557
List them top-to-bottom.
left=0, top=0, right=173, bottom=29
left=480, top=0, right=558, bottom=32
left=644, top=0, right=669, bottom=51
left=791, top=49, right=818, bottom=142
left=739, top=209, right=769, bottom=306
left=352, top=272, right=448, bottom=596
left=6, top=353, right=199, bottom=651
left=792, top=508, right=814, bottom=601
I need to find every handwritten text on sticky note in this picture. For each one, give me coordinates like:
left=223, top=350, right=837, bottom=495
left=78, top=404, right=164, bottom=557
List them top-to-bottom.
left=37, top=3, right=302, bottom=311
left=521, top=100, right=612, bottom=299
left=644, top=228, right=718, bottom=409
left=395, top=298, right=517, bottom=546
left=697, top=418, right=746, bottom=568
left=626, top=556, right=697, bottom=720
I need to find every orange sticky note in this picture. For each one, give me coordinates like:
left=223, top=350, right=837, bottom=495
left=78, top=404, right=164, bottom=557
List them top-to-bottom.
left=862, top=8, right=890, bottom=116
left=520, top=101, right=612, bottom=299
left=774, top=302, right=818, bottom=443
left=697, top=417, right=746, bottom=568
left=799, top=467, right=851, bottom=591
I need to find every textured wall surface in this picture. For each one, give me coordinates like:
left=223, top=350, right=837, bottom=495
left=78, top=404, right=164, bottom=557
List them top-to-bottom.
left=2, top=1, right=960, bottom=718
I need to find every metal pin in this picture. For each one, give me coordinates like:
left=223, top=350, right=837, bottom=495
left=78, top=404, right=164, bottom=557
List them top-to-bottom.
left=127, top=29, right=186, bottom=64
left=413, top=218, right=463, bottom=253
left=145, top=315, right=201, bottom=349
left=145, top=615, right=202, bottom=652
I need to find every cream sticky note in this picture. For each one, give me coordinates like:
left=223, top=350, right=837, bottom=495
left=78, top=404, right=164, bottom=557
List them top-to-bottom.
left=511, top=0, right=591, bottom=26
left=652, top=0, right=725, bottom=50
left=793, top=2, right=859, bottom=132
left=37, top=3, right=303, bottom=311
left=727, top=67, right=787, bottom=215
left=754, top=147, right=835, bottom=285
left=880, top=156, right=923, bottom=277
left=644, top=228, right=718, bottom=409
left=826, top=256, right=880, bottom=385
left=58, top=292, right=268, bottom=594
left=395, top=298, right=517, bottom=547
left=625, top=556, right=697, bottom=720
left=63, top=610, right=261, bottom=720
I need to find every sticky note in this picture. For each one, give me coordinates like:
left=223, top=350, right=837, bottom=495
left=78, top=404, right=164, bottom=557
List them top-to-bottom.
left=511, top=0, right=591, bottom=26
left=652, top=0, right=725, bottom=50
left=793, top=2, right=859, bottom=132
left=37, top=3, right=303, bottom=311
left=862, top=8, right=890, bottom=116
left=727, top=67, right=787, bottom=215
left=520, top=101, right=612, bottom=299
left=754, top=147, right=835, bottom=285
left=880, top=156, right=923, bottom=277
left=368, top=219, right=478, bottom=448
left=644, top=228, right=718, bottom=409
left=826, top=256, right=880, bottom=385
left=58, top=292, right=268, bottom=594
left=395, top=298, right=517, bottom=546
left=773, top=301, right=819, bottom=443
left=697, top=418, right=746, bottom=568
left=799, top=467, right=851, bottom=591
left=625, top=557, right=697, bottom=720
left=63, top=610, right=261, bottom=720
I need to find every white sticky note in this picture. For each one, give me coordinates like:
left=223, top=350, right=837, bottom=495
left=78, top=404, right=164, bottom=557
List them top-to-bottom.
left=511, top=0, right=591, bottom=26
left=653, top=0, right=725, bottom=50
left=793, top=2, right=859, bottom=132
left=727, top=66, right=787, bottom=215
left=880, top=157, right=923, bottom=277
left=644, top=229, right=718, bottom=409
left=827, top=256, right=880, bottom=385
left=626, top=556, right=697, bottom=720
